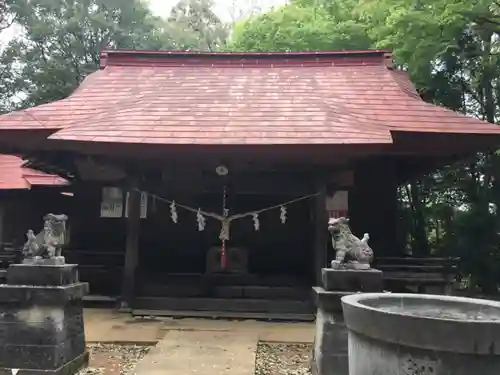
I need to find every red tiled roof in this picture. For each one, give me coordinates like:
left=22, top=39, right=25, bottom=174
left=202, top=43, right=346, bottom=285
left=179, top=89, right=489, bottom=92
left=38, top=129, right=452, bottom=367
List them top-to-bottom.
left=0, top=49, right=499, bottom=146
left=0, top=73, right=108, bottom=131
left=0, top=155, right=67, bottom=190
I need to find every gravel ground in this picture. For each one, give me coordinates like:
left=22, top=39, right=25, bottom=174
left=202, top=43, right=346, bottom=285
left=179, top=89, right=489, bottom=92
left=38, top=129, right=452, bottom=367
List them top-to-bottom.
left=255, top=342, right=312, bottom=375
left=77, top=344, right=152, bottom=375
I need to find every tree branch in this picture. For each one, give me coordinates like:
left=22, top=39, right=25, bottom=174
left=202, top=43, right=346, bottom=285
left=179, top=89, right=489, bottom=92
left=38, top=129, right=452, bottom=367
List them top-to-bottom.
left=0, top=13, right=17, bottom=31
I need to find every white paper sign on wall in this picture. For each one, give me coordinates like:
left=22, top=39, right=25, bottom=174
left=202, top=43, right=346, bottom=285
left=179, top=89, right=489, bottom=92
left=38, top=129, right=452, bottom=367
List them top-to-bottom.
left=100, top=187, right=124, bottom=218
left=326, top=190, right=348, bottom=218
left=125, top=191, right=148, bottom=219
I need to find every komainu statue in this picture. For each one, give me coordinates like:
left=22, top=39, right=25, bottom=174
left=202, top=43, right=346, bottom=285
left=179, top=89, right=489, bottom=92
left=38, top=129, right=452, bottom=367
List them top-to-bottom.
left=23, top=213, right=68, bottom=262
left=328, top=217, right=373, bottom=270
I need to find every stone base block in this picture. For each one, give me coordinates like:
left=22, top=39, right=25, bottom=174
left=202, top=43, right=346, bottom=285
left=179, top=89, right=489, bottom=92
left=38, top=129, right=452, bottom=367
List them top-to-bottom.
left=22, top=257, right=66, bottom=266
left=7, top=264, right=79, bottom=286
left=311, top=268, right=384, bottom=375
left=321, top=268, right=383, bottom=292
left=0, top=271, right=88, bottom=374
left=0, top=284, right=88, bottom=304
left=312, top=287, right=351, bottom=313
left=311, top=307, right=348, bottom=375
left=0, top=351, right=89, bottom=375
left=311, top=353, right=348, bottom=375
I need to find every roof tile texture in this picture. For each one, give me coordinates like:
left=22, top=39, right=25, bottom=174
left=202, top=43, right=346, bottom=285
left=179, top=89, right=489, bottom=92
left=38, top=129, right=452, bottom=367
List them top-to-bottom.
left=0, top=50, right=498, bottom=145
left=0, top=155, right=67, bottom=190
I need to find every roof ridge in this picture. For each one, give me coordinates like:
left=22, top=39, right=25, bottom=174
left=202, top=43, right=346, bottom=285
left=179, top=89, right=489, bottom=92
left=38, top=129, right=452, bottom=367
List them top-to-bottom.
left=100, top=49, right=393, bottom=69
left=102, top=49, right=392, bottom=58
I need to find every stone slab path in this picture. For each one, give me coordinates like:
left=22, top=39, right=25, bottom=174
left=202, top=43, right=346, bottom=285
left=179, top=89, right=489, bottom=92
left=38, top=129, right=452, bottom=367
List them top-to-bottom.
left=84, top=308, right=314, bottom=344
left=133, top=330, right=258, bottom=375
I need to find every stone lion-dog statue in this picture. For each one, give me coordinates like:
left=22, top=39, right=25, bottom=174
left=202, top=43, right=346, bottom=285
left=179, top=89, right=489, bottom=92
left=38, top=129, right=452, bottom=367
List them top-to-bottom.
left=23, top=213, right=68, bottom=260
left=327, top=217, right=373, bottom=270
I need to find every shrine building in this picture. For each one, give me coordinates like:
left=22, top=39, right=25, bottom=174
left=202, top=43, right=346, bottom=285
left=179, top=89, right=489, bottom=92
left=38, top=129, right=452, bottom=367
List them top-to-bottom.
left=0, top=49, right=500, bottom=319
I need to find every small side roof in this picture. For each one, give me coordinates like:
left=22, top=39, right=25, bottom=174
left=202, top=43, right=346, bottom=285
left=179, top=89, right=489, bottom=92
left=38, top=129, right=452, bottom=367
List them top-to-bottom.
left=0, top=154, right=67, bottom=190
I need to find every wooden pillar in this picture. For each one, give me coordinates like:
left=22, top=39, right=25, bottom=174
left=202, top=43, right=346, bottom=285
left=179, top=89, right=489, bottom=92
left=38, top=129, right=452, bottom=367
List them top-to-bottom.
left=348, top=157, right=401, bottom=257
left=313, top=182, right=328, bottom=285
left=120, top=186, right=141, bottom=310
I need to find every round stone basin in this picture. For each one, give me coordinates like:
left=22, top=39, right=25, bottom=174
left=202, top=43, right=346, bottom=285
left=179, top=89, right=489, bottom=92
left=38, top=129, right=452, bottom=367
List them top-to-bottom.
left=341, top=293, right=500, bottom=375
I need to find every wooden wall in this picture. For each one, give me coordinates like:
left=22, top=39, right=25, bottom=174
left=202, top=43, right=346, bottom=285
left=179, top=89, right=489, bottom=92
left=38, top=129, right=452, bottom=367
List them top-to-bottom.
left=0, top=157, right=408, bottom=297
left=70, top=183, right=316, bottom=281
left=0, top=188, right=72, bottom=246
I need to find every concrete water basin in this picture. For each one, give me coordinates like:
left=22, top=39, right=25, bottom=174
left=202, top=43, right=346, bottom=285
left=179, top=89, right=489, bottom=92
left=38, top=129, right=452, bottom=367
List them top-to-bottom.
left=341, top=293, right=500, bottom=375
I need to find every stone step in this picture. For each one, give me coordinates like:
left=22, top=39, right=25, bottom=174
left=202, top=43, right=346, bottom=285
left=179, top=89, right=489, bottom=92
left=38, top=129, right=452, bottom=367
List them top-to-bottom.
left=139, top=273, right=308, bottom=287
left=137, top=283, right=311, bottom=300
left=133, top=297, right=314, bottom=315
left=132, top=309, right=315, bottom=321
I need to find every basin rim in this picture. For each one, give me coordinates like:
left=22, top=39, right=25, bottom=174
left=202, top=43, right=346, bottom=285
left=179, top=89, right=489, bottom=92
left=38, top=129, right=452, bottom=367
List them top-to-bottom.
left=341, top=293, right=500, bottom=354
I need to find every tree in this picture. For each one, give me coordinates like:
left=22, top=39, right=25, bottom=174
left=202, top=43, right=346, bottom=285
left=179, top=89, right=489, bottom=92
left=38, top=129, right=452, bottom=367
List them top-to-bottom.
left=0, top=0, right=16, bottom=32
left=1, top=0, right=230, bottom=111
left=2, top=0, right=173, bottom=108
left=165, top=0, right=228, bottom=51
left=225, top=0, right=263, bottom=24
left=356, top=0, right=500, bottom=291
left=373, top=0, right=499, bottom=291
left=227, top=1, right=372, bottom=52
left=0, top=47, right=20, bottom=112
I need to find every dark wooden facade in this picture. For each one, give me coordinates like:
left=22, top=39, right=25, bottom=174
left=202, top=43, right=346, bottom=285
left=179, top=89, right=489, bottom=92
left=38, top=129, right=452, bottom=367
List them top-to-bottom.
left=0, top=155, right=400, bottom=318
left=63, top=156, right=400, bottom=316
left=0, top=188, right=72, bottom=247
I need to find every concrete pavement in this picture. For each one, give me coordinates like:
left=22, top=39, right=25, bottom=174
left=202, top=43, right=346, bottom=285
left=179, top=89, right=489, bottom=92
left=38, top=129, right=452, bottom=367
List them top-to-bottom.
left=83, top=308, right=315, bottom=344
left=83, top=308, right=315, bottom=375
left=133, top=331, right=258, bottom=375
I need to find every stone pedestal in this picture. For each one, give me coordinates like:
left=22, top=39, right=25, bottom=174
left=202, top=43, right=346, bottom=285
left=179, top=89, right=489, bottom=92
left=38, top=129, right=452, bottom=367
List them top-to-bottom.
left=0, top=263, right=89, bottom=374
left=312, top=268, right=383, bottom=375
left=321, top=268, right=383, bottom=293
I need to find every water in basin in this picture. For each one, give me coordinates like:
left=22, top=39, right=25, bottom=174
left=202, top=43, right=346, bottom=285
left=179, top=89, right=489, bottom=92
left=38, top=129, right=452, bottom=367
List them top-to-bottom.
left=360, top=296, right=500, bottom=321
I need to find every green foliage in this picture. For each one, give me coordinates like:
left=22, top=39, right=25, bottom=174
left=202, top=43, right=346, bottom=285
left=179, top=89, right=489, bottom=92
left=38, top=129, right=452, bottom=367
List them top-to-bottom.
left=0, top=0, right=227, bottom=108
left=0, top=0, right=15, bottom=31
left=2, top=0, right=170, bottom=107
left=166, top=0, right=229, bottom=51
left=356, top=0, right=500, bottom=291
left=356, top=0, right=500, bottom=108
left=227, top=2, right=371, bottom=52
left=0, top=46, right=21, bottom=113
